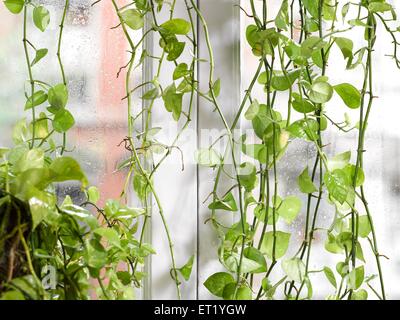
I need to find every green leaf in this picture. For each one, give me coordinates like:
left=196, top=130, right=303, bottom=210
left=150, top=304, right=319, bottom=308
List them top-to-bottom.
left=3, top=0, right=24, bottom=14
left=275, top=0, right=289, bottom=30
left=302, top=0, right=319, bottom=18
left=368, top=2, right=392, bottom=13
left=33, top=6, right=50, bottom=32
left=120, top=9, right=144, bottom=30
left=161, top=18, right=191, bottom=35
left=301, top=36, right=326, bottom=58
left=334, top=37, right=353, bottom=61
left=166, top=41, right=185, bottom=61
left=31, top=48, right=48, bottom=66
left=173, top=63, right=190, bottom=80
left=271, top=69, right=301, bottom=91
left=209, top=78, right=221, bottom=98
left=309, top=81, right=333, bottom=104
left=334, top=83, right=361, bottom=109
left=48, top=84, right=68, bottom=110
left=162, top=84, right=183, bottom=121
left=25, top=90, right=48, bottom=110
left=292, top=93, right=315, bottom=113
left=245, top=99, right=260, bottom=120
left=53, top=109, right=75, bottom=133
left=287, top=118, right=319, bottom=141
left=14, top=148, right=44, bottom=173
left=195, top=148, right=220, bottom=167
left=327, top=151, right=351, bottom=171
left=50, top=157, right=88, bottom=187
left=238, top=162, right=257, bottom=191
left=343, top=164, right=365, bottom=187
left=298, top=167, right=317, bottom=193
left=324, top=169, right=351, bottom=204
left=133, top=172, right=149, bottom=201
left=87, top=186, right=100, bottom=204
left=208, top=192, right=237, bottom=212
left=277, top=196, right=302, bottom=224
left=63, top=205, right=98, bottom=230
left=358, top=215, right=372, bottom=238
left=94, top=228, right=121, bottom=247
left=260, top=231, right=291, bottom=259
left=325, top=233, right=343, bottom=254
left=243, top=247, right=267, bottom=273
left=224, top=252, right=264, bottom=274
left=178, top=255, right=194, bottom=281
left=282, top=258, right=306, bottom=283
left=348, top=265, right=364, bottom=290
left=323, top=266, right=337, bottom=288
left=204, top=272, right=235, bottom=297
left=222, top=283, right=252, bottom=300
left=351, top=289, right=368, bottom=300
left=0, top=290, right=25, bottom=300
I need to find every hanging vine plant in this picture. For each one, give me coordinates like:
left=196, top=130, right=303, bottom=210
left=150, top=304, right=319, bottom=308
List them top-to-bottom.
left=0, top=0, right=198, bottom=300
left=1, top=0, right=400, bottom=301
left=199, top=0, right=400, bottom=300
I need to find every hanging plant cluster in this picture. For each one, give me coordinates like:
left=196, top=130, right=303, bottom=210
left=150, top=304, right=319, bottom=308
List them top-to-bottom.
left=0, top=0, right=197, bottom=300
left=1, top=0, right=400, bottom=301
left=199, top=0, right=400, bottom=300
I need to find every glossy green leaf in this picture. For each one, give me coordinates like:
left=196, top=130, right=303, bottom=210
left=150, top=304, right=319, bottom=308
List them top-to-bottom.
left=3, top=0, right=24, bottom=14
left=275, top=0, right=289, bottom=30
left=302, top=0, right=319, bottom=18
left=368, top=2, right=392, bottom=13
left=33, top=6, right=50, bottom=32
left=120, top=9, right=144, bottom=30
left=161, top=18, right=191, bottom=35
left=301, top=36, right=326, bottom=58
left=334, top=37, right=353, bottom=61
left=31, top=48, right=48, bottom=66
left=173, top=63, right=190, bottom=80
left=271, top=69, right=301, bottom=91
left=309, top=81, right=333, bottom=104
left=334, top=83, right=361, bottom=109
left=48, top=84, right=68, bottom=110
left=162, top=84, right=183, bottom=121
left=25, top=90, right=48, bottom=110
left=292, top=93, right=315, bottom=113
left=245, top=99, right=260, bottom=120
left=53, top=109, right=75, bottom=133
left=14, top=148, right=44, bottom=173
left=327, top=151, right=351, bottom=171
left=50, top=156, right=88, bottom=187
left=238, top=162, right=257, bottom=192
left=298, top=167, right=317, bottom=193
left=324, top=169, right=351, bottom=204
left=87, top=186, right=100, bottom=204
left=208, top=192, right=237, bottom=212
left=277, top=196, right=302, bottom=224
left=358, top=215, right=372, bottom=238
left=94, top=228, right=120, bottom=247
left=261, top=231, right=291, bottom=259
left=243, top=247, right=267, bottom=273
left=178, top=255, right=194, bottom=281
left=348, top=265, right=364, bottom=290
left=323, top=266, right=337, bottom=288
left=203, top=272, right=235, bottom=297
left=222, top=283, right=252, bottom=300
left=351, top=289, right=368, bottom=300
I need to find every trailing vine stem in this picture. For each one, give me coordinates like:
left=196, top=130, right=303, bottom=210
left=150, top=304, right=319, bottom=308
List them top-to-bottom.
left=57, top=0, right=69, bottom=155
left=112, top=0, right=181, bottom=299
left=22, top=1, right=36, bottom=149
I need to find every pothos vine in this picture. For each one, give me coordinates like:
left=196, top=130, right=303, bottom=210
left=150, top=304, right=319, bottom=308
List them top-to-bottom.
left=1, top=0, right=400, bottom=301
left=198, top=0, right=400, bottom=300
